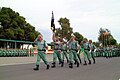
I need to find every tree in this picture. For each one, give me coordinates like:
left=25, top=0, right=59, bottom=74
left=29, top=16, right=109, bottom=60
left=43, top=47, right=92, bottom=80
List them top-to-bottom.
left=0, top=7, right=40, bottom=41
left=56, top=17, right=73, bottom=41
left=98, top=28, right=117, bottom=46
left=73, top=32, right=83, bottom=44
left=110, top=38, right=117, bottom=45
left=93, top=42, right=99, bottom=47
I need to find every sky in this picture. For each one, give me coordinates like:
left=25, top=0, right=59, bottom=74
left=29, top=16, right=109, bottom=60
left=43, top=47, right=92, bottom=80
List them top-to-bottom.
left=0, top=0, right=120, bottom=43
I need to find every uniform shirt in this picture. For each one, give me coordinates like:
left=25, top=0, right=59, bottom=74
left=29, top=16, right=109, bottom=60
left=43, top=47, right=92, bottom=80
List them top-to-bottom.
left=35, top=38, right=47, bottom=50
left=69, top=40, right=79, bottom=50
left=54, top=41, right=61, bottom=50
left=83, top=42, right=89, bottom=50
left=62, top=43, right=67, bottom=50
left=89, top=43, right=96, bottom=50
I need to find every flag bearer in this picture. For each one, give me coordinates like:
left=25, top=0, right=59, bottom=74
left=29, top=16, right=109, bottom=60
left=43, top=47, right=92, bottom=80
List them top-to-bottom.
left=51, top=35, right=64, bottom=68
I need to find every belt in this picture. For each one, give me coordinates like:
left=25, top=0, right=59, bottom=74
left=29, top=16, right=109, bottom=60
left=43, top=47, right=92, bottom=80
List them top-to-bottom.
left=38, top=49, right=46, bottom=51
left=71, top=49, right=77, bottom=50
left=84, top=49, right=89, bottom=50
left=62, top=50, right=67, bottom=51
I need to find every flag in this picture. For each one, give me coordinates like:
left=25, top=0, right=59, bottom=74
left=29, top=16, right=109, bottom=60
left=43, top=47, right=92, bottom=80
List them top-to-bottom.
left=51, top=11, right=55, bottom=32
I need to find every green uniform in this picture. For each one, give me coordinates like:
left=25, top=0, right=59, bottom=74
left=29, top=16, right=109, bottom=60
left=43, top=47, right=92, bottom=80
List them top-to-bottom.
left=35, top=39, right=49, bottom=66
left=51, top=39, right=63, bottom=68
left=53, top=40, right=62, bottom=63
left=69, top=40, right=79, bottom=68
left=83, top=42, right=91, bottom=65
left=61, top=43, right=69, bottom=63
left=89, top=43, right=96, bottom=64
left=77, top=46, right=83, bottom=64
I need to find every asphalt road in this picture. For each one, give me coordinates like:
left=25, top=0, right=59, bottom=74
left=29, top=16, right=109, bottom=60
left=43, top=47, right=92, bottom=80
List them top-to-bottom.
left=0, top=57, right=120, bottom=80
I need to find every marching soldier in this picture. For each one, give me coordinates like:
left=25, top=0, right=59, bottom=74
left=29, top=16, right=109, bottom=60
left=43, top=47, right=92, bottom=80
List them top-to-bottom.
left=51, top=34, right=63, bottom=68
left=68, top=34, right=79, bottom=68
left=33, top=35, right=50, bottom=71
left=61, top=38, right=69, bottom=63
left=82, top=38, right=91, bottom=65
left=89, top=40, right=96, bottom=64
left=77, top=42, right=83, bottom=64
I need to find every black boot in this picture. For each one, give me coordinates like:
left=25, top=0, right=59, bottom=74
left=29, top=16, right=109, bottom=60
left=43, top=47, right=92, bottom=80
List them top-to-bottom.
left=77, top=54, right=82, bottom=64
left=93, top=59, right=95, bottom=64
left=67, top=60, right=69, bottom=63
left=74, top=60, right=77, bottom=65
left=88, top=60, right=91, bottom=64
left=61, top=61, right=64, bottom=67
left=76, top=61, right=79, bottom=67
left=83, top=61, right=87, bottom=65
left=51, top=62, right=56, bottom=68
left=59, top=62, right=61, bottom=64
left=69, top=63, right=73, bottom=68
left=33, top=65, right=39, bottom=71
left=46, top=65, right=50, bottom=69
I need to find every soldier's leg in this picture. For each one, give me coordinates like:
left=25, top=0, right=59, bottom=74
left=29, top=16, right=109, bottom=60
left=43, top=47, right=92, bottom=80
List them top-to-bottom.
left=51, top=50, right=57, bottom=68
left=56, top=50, right=64, bottom=67
left=69, top=50, right=73, bottom=68
left=77, top=50, right=82, bottom=64
left=83, top=50, right=87, bottom=65
left=85, top=50, right=91, bottom=64
left=86, top=50, right=91, bottom=64
left=33, top=51, right=41, bottom=70
left=39, top=51, right=49, bottom=69
left=56, top=51, right=62, bottom=62
left=61, top=51, right=64, bottom=62
left=64, top=51, right=69, bottom=63
left=73, top=51, right=79, bottom=67
left=89, top=51, right=92, bottom=61
left=91, top=51, right=95, bottom=64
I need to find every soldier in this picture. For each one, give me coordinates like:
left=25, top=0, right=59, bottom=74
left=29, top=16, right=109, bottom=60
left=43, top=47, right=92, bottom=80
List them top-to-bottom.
left=51, top=34, right=63, bottom=68
left=68, top=34, right=79, bottom=68
left=33, top=35, right=49, bottom=71
left=61, top=38, right=69, bottom=63
left=82, top=38, right=91, bottom=65
left=89, top=40, right=96, bottom=64
left=77, top=42, right=83, bottom=64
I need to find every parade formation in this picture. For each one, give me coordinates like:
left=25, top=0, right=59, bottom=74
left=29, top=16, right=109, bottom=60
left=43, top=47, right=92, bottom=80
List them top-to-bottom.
left=30, top=11, right=120, bottom=71
left=33, top=32, right=120, bottom=71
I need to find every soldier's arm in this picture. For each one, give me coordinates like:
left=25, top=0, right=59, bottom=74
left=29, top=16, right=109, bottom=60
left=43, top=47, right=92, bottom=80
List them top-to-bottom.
left=34, top=37, right=38, bottom=44
left=44, top=40, right=48, bottom=49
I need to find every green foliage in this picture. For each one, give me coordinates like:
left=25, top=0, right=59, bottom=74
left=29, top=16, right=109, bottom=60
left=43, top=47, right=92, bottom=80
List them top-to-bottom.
left=0, top=7, right=40, bottom=41
left=56, top=17, right=73, bottom=40
left=5, top=28, right=14, bottom=39
left=98, top=28, right=117, bottom=46
left=73, top=32, right=83, bottom=44
left=110, top=38, right=117, bottom=45
left=93, top=42, right=99, bottom=47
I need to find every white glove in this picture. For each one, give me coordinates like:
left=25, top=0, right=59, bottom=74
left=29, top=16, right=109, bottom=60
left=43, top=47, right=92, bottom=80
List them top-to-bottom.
left=94, top=49, right=97, bottom=52
left=89, top=50, right=91, bottom=53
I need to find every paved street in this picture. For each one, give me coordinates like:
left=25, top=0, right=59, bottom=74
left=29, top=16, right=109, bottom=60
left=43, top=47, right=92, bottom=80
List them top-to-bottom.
left=0, top=57, right=120, bottom=80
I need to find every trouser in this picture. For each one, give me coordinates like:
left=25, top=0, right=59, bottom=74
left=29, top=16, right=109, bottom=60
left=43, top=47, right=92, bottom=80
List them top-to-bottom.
left=76, top=48, right=84, bottom=64
left=53, top=50, right=62, bottom=63
left=69, top=50, right=78, bottom=64
left=84, top=50, right=91, bottom=62
left=36, top=51, right=48, bottom=66
left=61, top=51, right=69, bottom=62
left=89, top=51, right=95, bottom=63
